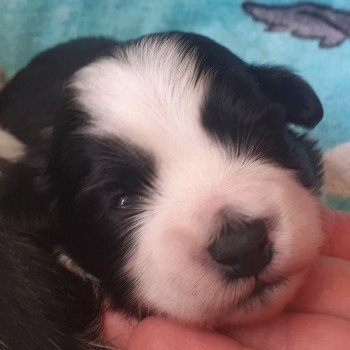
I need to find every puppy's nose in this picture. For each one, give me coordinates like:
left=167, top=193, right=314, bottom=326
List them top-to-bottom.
left=208, top=218, right=273, bottom=279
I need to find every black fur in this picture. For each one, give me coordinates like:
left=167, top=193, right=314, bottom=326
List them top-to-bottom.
left=0, top=32, right=323, bottom=348
left=0, top=37, right=117, bottom=149
left=249, top=64, right=323, bottom=128
left=49, top=131, right=157, bottom=312
left=0, top=157, right=10, bottom=172
left=0, top=224, right=103, bottom=350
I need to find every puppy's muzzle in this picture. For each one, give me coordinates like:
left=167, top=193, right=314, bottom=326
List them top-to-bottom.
left=208, top=217, right=273, bottom=279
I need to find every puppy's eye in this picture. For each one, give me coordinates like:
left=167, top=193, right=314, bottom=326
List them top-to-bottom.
left=114, top=194, right=142, bottom=209
left=116, top=194, right=133, bottom=209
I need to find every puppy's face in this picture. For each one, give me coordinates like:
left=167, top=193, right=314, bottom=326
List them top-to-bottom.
left=51, top=33, right=323, bottom=325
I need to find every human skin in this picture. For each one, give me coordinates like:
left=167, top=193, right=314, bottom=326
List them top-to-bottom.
left=103, top=208, right=350, bottom=350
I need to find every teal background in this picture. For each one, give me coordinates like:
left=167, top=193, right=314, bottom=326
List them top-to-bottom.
left=0, top=0, right=349, bottom=209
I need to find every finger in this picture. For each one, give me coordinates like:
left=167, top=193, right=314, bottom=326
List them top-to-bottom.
left=321, top=207, right=350, bottom=259
left=288, top=256, right=350, bottom=321
left=102, top=310, right=138, bottom=350
left=230, top=312, right=350, bottom=350
left=128, top=317, right=253, bottom=350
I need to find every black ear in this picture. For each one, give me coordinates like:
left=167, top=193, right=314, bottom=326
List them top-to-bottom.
left=249, top=65, right=323, bottom=128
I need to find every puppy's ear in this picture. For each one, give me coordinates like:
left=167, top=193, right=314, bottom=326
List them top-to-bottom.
left=249, top=65, right=323, bottom=128
left=0, top=153, right=52, bottom=228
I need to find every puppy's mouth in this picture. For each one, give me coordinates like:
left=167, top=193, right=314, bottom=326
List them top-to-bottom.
left=135, top=277, right=289, bottom=324
left=237, top=277, right=288, bottom=307
left=252, top=278, right=286, bottom=297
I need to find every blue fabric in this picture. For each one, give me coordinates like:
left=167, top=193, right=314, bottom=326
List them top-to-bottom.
left=1, top=0, right=349, bottom=210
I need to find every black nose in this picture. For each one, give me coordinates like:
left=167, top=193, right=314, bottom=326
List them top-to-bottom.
left=208, top=218, right=273, bottom=279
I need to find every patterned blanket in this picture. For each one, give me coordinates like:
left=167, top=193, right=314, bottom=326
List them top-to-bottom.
left=0, top=0, right=349, bottom=210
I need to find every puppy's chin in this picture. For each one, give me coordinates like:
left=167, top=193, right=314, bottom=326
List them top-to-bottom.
left=134, top=267, right=310, bottom=328
left=218, top=270, right=307, bottom=327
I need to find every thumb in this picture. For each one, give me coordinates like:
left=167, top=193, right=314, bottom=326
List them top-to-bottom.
left=128, top=317, right=253, bottom=350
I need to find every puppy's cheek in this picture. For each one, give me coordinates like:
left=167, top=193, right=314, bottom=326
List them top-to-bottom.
left=265, top=186, right=323, bottom=278
left=127, top=229, right=239, bottom=322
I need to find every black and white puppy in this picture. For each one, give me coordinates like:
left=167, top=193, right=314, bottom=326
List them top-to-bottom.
left=0, top=33, right=324, bottom=348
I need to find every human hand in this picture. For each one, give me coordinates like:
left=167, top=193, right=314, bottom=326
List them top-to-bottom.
left=103, top=208, right=350, bottom=350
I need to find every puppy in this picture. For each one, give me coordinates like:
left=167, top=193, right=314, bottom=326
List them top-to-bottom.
left=0, top=32, right=324, bottom=348
left=0, top=66, right=5, bottom=91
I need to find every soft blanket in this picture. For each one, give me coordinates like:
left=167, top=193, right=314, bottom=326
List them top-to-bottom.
left=0, top=0, right=349, bottom=210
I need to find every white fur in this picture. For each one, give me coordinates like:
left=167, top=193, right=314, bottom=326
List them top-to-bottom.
left=71, top=36, right=322, bottom=325
left=0, top=127, right=25, bottom=161
left=57, top=253, right=97, bottom=283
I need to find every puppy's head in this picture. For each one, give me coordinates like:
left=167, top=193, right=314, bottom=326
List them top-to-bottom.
left=50, top=33, right=323, bottom=326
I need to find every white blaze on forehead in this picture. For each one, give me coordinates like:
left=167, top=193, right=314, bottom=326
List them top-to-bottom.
left=70, top=35, right=248, bottom=199
left=71, top=35, right=211, bottom=161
